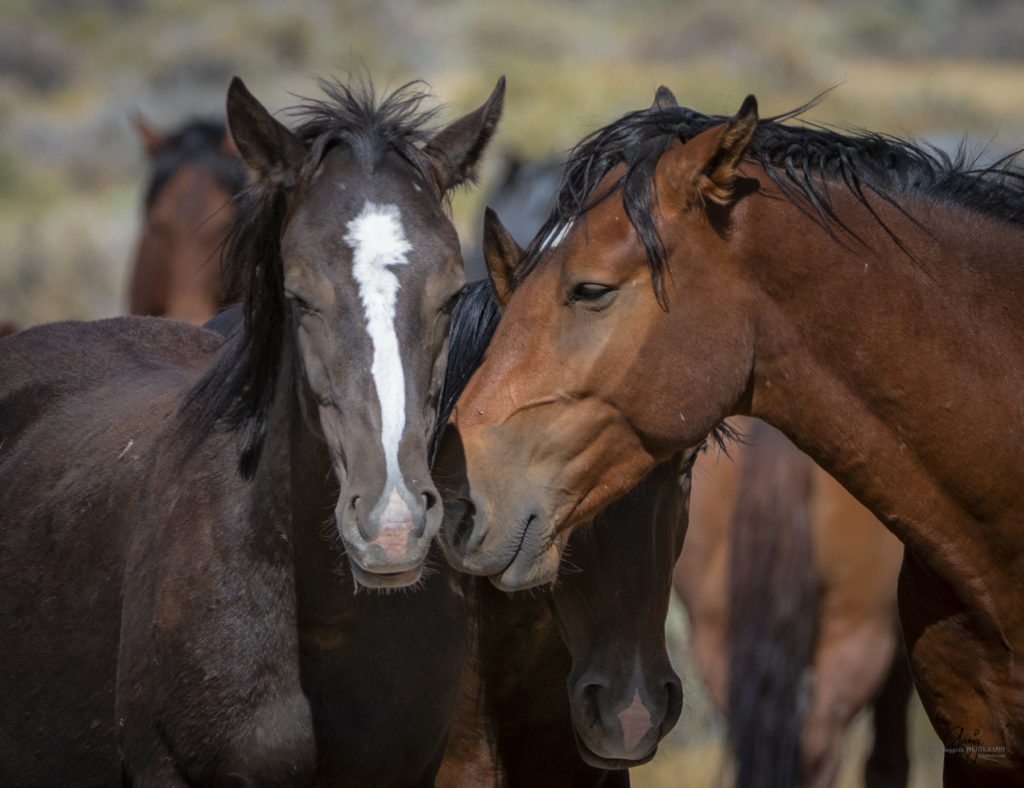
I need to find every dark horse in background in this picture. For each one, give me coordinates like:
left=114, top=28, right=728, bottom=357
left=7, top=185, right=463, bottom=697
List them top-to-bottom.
left=0, top=73, right=504, bottom=785
left=437, top=81, right=1024, bottom=787
left=468, top=111, right=914, bottom=788
left=127, top=115, right=248, bottom=323
left=433, top=279, right=696, bottom=787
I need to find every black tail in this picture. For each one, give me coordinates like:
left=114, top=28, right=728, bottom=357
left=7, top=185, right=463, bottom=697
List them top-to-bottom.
left=429, top=278, right=502, bottom=464
left=726, top=421, right=818, bottom=788
left=864, top=629, right=913, bottom=788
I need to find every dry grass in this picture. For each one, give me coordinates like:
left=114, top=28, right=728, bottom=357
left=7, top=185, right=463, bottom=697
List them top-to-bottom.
left=2, top=0, right=1023, bottom=326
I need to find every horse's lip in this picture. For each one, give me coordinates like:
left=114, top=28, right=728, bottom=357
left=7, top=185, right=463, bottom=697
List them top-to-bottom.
left=498, top=514, right=535, bottom=573
left=487, top=515, right=557, bottom=591
left=348, top=561, right=422, bottom=589
left=571, top=728, right=658, bottom=770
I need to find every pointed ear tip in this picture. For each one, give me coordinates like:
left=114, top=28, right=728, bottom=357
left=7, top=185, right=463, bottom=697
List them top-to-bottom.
left=227, top=76, right=250, bottom=104
left=740, top=94, right=758, bottom=114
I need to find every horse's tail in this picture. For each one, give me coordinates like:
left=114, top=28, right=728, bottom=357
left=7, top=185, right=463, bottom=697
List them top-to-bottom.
left=726, top=421, right=818, bottom=788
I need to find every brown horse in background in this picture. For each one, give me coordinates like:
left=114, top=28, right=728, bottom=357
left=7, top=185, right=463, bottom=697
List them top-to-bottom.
left=0, top=74, right=504, bottom=785
left=437, top=84, right=1024, bottom=786
left=127, top=115, right=247, bottom=323
left=676, top=417, right=912, bottom=788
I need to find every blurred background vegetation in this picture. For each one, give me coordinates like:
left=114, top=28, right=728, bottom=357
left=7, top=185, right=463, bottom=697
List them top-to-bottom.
left=2, top=0, right=1021, bottom=783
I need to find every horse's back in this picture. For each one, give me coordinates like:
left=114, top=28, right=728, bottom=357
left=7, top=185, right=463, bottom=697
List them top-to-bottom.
left=0, top=317, right=222, bottom=783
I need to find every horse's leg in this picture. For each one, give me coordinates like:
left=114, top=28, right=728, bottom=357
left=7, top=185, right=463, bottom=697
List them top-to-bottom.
left=898, top=552, right=1024, bottom=787
left=800, top=615, right=898, bottom=788
left=863, top=632, right=913, bottom=788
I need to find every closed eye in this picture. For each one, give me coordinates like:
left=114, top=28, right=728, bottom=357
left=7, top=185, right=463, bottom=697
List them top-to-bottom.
left=567, top=282, right=617, bottom=309
left=285, top=290, right=318, bottom=315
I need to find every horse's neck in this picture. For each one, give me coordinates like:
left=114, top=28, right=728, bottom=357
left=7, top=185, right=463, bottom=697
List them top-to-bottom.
left=746, top=190, right=1024, bottom=579
left=251, top=343, right=347, bottom=619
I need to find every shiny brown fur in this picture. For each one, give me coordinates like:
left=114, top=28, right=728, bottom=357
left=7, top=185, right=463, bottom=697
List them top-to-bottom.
left=438, top=92, right=1024, bottom=785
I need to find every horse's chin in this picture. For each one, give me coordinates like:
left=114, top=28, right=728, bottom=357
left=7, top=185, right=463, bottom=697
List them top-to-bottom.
left=348, top=561, right=423, bottom=590
left=573, top=730, right=658, bottom=770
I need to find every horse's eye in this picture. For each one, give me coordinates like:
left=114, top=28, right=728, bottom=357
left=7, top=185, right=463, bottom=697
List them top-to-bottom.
left=568, top=282, right=617, bottom=309
left=285, top=290, right=317, bottom=315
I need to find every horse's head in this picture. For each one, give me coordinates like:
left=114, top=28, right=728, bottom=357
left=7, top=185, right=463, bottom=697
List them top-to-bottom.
left=226, top=76, right=504, bottom=587
left=438, top=92, right=758, bottom=589
left=129, top=116, right=246, bottom=324
left=553, top=453, right=692, bottom=768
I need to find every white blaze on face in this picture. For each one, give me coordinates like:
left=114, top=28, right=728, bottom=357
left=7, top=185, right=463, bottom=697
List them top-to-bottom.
left=344, top=202, right=412, bottom=501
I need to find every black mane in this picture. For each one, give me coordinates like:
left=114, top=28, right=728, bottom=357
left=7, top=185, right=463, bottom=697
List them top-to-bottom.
left=184, top=78, right=444, bottom=477
left=518, top=99, right=1024, bottom=294
left=144, top=118, right=248, bottom=210
left=429, top=278, right=503, bottom=465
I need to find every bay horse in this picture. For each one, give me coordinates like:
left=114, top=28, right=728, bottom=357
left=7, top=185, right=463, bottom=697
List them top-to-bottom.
left=0, top=73, right=504, bottom=785
left=435, top=85, right=1024, bottom=786
left=127, top=115, right=248, bottom=323
left=451, top=144, right=912, bottom=787
left=434, top=279, right=697, bottom=786
left=677, top=416, right=912, bottom=788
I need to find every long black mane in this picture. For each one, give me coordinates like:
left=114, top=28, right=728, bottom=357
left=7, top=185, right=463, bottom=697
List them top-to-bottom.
left=185, top=78, right=444, bottom=477
left=518, top=98, right=1024, bottom=295
left=429, top=279, right=503, bottom=464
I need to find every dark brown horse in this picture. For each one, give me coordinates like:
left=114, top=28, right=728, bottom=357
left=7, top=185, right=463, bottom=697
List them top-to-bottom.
left=0, top=74, right=504, bottom=785
left=437, top=85, right=1024, bottom=786
left=127, top=115, right=248, bottom=323
left=434, top=279, right=694, bottom=786
left=676, top=416, right=912, bottom=788
left=439, top=457, right=692, bottom=788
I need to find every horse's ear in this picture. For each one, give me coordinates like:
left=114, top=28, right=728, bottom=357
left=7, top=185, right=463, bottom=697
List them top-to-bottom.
left=225, top=76, right=305, bottom=181
left=425, top=76, right=505, bottom=193
left=651, top=85, right=678, bottom=109
left=691, top=94, right=758, bottom=206
left=664, top=95, right=757, bottom=208
left=133, top=114, right=165, bottom=156
left=482, top=207, right=521, bottom=307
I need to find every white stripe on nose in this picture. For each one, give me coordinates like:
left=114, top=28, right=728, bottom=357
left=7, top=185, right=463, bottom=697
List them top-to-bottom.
left=345, top=202, right=412, bottom=500
left=617, top=689, right=653, bottom=752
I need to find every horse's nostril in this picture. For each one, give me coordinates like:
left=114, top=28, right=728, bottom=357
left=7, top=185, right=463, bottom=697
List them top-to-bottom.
left=422, top=490, right=437, bottom=511
left=350, top=496, right=359, bottom=510
left=663, top=678, right=683, bottom=728
left=580, top=682, right=604, bottom=729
